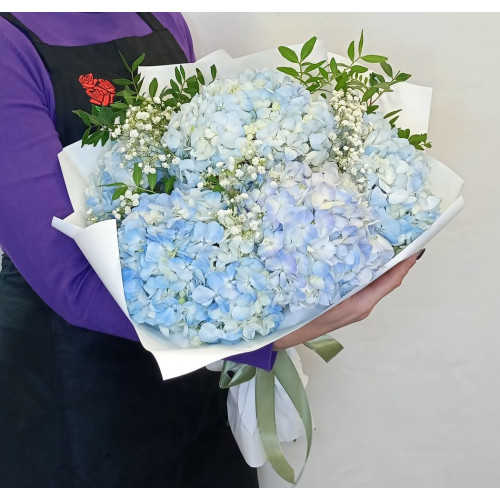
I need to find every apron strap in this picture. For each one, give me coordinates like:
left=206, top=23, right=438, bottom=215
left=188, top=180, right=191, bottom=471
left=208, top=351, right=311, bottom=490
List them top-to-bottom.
left=0, top=12, right=42, bottom=43
left=136, top=12, right=165, bottom=32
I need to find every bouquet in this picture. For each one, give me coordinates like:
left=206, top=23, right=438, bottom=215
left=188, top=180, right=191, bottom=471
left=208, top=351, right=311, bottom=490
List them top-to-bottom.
left=52, top=34, right=464, bottom=483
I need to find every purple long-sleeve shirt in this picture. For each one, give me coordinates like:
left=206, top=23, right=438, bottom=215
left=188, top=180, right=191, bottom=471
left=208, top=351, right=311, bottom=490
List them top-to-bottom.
left=0, top=13, right=276, bottom=370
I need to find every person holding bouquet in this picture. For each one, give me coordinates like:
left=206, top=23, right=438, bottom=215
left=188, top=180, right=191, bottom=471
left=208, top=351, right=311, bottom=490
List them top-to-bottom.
left=0, top=12, right=421, bottom=487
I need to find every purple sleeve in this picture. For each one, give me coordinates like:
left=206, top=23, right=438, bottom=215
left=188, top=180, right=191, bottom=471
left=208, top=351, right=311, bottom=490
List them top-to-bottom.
left=0, top=18, right=137, bottom=340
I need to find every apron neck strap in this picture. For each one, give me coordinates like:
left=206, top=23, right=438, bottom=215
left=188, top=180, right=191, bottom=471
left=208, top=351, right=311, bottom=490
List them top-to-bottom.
left=136, top=13, right=165, bottom=32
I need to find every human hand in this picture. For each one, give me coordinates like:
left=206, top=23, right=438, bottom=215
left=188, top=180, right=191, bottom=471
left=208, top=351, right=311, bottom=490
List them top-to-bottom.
left=273, top=249, right=425, bottom=350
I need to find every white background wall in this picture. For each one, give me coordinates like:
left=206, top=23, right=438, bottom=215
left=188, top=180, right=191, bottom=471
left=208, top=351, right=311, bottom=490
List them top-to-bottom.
left=183, top=12, right=500, bottom=488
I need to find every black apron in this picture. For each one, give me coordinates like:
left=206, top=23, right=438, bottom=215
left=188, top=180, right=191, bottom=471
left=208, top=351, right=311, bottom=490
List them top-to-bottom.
left=0, top=13, right=257, bottom=487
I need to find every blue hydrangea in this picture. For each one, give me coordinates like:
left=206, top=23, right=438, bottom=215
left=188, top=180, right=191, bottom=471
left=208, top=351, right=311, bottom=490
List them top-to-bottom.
left=162, top=69, right=336, bottom=187
left=352, top=113, right=441, bottom=246
left=257, top=162, right=394, bottom=310
left=117, top=189, right=283, bottom=345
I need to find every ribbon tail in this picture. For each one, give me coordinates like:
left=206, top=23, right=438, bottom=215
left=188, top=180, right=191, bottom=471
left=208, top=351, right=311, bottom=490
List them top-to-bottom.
left=304, top=334, right=343, bottom=363
left=273, top=350, right=313, bottom=483
left=255, top=364, right=295, bottom=484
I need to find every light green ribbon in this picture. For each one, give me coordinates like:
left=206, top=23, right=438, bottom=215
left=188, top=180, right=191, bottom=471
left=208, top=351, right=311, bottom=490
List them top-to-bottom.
left=304, top=334, right=344, bottom=362
left=219, top=335, right=343, bottom=484
left=219, top=360, right=256, bottom=389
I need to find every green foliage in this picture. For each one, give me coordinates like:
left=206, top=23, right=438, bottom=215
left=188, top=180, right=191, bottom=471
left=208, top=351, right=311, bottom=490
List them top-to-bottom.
left=276, top=32, right=431, bottom=150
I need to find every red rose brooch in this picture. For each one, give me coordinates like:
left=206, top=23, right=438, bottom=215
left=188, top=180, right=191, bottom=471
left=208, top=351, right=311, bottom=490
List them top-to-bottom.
left=78, top=73, right=116, bottom=107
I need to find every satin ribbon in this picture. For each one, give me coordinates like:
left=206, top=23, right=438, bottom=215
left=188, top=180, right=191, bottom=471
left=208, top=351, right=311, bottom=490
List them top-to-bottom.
left=304, top=334, right=343, bottom=362
left=219, top=336, right=343, bottom=484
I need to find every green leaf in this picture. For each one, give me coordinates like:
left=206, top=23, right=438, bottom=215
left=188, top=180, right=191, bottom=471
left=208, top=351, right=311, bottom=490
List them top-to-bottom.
left=358, top=30, right=364, bottom=56
left=300, top=36, right=317, bottom=62
left=347, top=41, right=355, bottom=62
left=278, top=46, right=299, bottom=64
left=118, top=51, right=131, bottom=72
left=131, top=53, right=145, bottom=73
left=361, top=54, right=388, bottom=63
left=329, top=57, right=338, bottom=74
left=303, top=60, right=325, bottom=72
left=380, top=61, right=393, bottom=78
left=210, top=64, right=217, bottom=81
left=351, top=64, right=368, bottom=73
left=180, top=65, right=186, bottom=80
left=175, top=66, right=182, bottom=84
left=277, top=66, right=300, bottom=78
left=318, top=67, right=329, bottom=79
left=196, top=68, right=205, bottom=85
left=370, top=72, right=385, bottom=84
left=395, top=72, right=412, bottom=82
left=334, top=73, right=349, bottom=91
left=136, top=76, right=144, bottom=93
left=112, top=78, right=134, bottom=86
left=149, top=78, right=158, bottom=98
left=170, top=79, right=180, bottom=93
left=362, top=86, right=379, bottom=102
left=122, top=89, right=134, bottom=105
left=110, top=102, right=129, bottom=109
left=366, top=104, right=379, bottom=114
left=384, top=109, right=402, bottom=119
left=72, top=110, right=92, bottom=126
left=81, top=127, right=91, bottom=145
left=398, top=128, right=410, bottom=139
left=100, top=130, right=109, bottom=146
left=133, top=164, right=142, bottom=187
left=147, top=172, right=157, bottom=190
left=163, top=176, right=176, bottom=194
left=98, top=182, right=127, bottom=188
left=112, top=185, right=127, bottom=201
